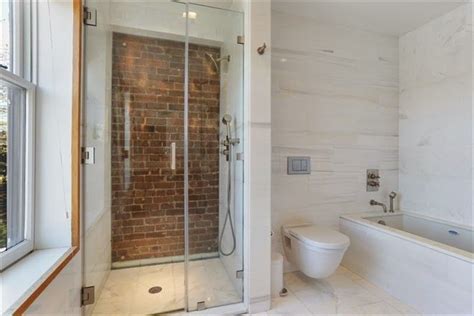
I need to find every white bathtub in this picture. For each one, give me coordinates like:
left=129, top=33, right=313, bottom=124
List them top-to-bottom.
left=340, top=211, right=473, bottom=315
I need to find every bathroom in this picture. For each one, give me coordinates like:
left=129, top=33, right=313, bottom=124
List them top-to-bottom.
left=0, top=0, right=472, bottom=315
left=271, top=1, right=473, bottom=314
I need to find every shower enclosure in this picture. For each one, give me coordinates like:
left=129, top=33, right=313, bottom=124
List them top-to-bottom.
left=81, top=1, right=244, bottom=313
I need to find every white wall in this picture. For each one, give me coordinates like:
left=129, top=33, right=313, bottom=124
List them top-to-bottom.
left=35, top=0, right=74, bottom=249
left=244, top=0, right=272, bottom=312
left=24, top=1, right=82, bottom=314
left=399, top=4, right=473, bottom=227
left=271, top=10, right=399, bottom=268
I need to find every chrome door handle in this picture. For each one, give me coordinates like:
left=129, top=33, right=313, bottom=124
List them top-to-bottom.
left=171, top=142, right=176, bottom=170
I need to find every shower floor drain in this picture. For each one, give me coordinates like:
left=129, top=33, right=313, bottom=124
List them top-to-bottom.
left=148, top=286, right=163, bottom=294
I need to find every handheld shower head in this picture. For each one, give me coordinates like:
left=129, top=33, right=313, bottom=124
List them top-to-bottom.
left=222, top=114, right=233, bottom=125
left=389, top=191, right=397, bottom=213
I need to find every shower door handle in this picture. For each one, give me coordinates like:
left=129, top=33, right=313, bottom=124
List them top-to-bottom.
left=171, top=142, right=176, bottom=170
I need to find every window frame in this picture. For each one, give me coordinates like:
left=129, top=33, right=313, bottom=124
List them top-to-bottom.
left=0, top=0, right=35, bottom=271
left=0, top=67, right=35, bottom=271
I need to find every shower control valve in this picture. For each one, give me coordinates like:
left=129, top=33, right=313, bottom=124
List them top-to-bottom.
left=229, top=137, right=240, bottom=145
left=221, top=149, right=229, bottom=156
left=367, top=169, right=380, bottom=192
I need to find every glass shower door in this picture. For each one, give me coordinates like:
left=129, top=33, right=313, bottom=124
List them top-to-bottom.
left=82, top=1, right=188, bottom=314
left=82, top=1, right=244, bottom=313
left=184, top=3, right=244, bottom=311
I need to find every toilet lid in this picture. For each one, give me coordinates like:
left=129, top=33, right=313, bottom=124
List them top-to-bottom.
left=289, top=226, right=350, bottom=250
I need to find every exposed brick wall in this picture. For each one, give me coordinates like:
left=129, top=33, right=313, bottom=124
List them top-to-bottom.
left=111, top=33, right=220, bottom=262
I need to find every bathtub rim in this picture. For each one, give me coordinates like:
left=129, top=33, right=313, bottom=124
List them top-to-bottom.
left=340, top=211, right=474, bottom=264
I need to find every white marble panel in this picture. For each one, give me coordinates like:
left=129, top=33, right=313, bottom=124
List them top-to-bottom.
left=399, top=4, right=473, bottom=227
left=271, top=10, right=400, bottom=264
left=341, top=218, right=473, bottom=314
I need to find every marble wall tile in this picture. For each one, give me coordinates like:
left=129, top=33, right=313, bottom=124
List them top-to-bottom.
left=399, top=4, right=473, bottom=227
left=271, top=11, right=399, bottom=267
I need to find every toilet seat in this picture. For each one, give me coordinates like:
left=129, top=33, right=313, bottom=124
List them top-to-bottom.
left=288, top=225, right=350, bottom=250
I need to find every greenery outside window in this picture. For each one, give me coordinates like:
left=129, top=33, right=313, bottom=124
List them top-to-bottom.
left=0, top=0, right=35, bottom=271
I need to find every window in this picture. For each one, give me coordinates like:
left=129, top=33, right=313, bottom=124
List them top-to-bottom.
left=0, top=0, right=34, bottom=271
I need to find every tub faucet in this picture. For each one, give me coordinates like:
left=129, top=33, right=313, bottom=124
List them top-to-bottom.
left=389, top=191, right=397, bottom=213
left=370, top=200, right=387, bottom=213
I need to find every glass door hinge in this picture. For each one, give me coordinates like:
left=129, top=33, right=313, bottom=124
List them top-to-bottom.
left=83, top=7, right=97, bottom=26
left=237, top=35, right=245, bottom=45
left=81, top=147, right=96, bottom=165
left=236, top=269, right=244, bottom=279
left=81, top=286, right=95, bottom=306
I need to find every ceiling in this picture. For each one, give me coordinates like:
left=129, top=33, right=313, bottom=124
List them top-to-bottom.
left=272, top=1, right=468, bottom=36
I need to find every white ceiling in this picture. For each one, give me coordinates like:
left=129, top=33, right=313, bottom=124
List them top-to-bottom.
left=272, top=1, right=468, bottom=36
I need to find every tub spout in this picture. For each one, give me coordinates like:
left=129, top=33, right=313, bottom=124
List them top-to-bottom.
left=370, top=199, right=387, bottom=213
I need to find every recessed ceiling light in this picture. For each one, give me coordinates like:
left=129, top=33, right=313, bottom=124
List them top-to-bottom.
left=182, top=11, right=197, bottom=19
left=280, top=58, right=287, bottom=63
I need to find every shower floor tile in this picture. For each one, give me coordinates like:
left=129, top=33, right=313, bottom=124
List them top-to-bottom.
left=92, top=258, right=241, bottom=315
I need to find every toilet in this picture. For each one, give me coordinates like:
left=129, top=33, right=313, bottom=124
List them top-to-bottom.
left=282, top=224, right=350, bottom=279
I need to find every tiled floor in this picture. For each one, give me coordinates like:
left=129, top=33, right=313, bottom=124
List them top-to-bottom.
left=92, top=258, right=241, bottom=315
left=259, top=266, right=419, bottom=315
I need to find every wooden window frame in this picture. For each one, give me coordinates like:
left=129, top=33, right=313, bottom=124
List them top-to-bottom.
left=12, top=0, right=83, bottom=314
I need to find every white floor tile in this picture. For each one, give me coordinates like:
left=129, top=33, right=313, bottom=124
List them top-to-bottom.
left=92, top=258, right=242, bottom=315
left=264, top=268, right=418, bottom=316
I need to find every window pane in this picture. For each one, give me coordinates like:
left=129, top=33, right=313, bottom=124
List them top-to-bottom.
left=0, top=1, right=10, bottom=71
left=0, top=78, right=26, bottom=253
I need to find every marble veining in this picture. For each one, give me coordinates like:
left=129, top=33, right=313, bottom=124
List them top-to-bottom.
left=399, top=4, right=473, bottom=227
left=271, top=10, right=400, bottom=264
left=92, top=258, right=241, bottom=315
left=246, top=266, right=418, bottom=315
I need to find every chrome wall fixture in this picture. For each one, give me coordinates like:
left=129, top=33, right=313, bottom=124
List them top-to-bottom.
left=257, top=43, right=267, bottom=55
left=219, top=114, right=240, bottom=256
left=366, top=169, right=380, bottom=192
left=389, top=191, right=397, bottom=213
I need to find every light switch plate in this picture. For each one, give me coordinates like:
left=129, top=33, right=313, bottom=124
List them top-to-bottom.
left=287, top=156, right=311, bottom=175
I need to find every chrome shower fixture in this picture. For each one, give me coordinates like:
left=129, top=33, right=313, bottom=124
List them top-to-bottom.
left=205, top=52, right=230, bottom=73
left=219, top=114, right=240, bottom=256
left=220, top=114, right=240, bottom=162
left=389, top=191, right=397, bottom=213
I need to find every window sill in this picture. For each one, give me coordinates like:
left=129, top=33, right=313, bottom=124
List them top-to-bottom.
left=0, top=247, right=71, bottom=315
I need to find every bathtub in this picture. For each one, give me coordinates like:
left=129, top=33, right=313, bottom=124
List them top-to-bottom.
left=340, top=211, right=473, bottom=314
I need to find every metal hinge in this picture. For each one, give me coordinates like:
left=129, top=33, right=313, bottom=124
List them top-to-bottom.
left=83, top=7, right=97, bottom=26
left=237, top=35, right=245, bottom=45
left=81, top=147, right=96, bottom=165
left=236, top=152, right=244, bottom=161
left=236, top=269, right=244, bottom=279
left=81, top=286, right=95, bottom=306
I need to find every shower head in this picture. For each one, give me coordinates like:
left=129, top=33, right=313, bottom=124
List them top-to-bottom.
left=205, top=52, right=230, bottom=73
left=205, top=52, right=219, bottom=72
left=222, top=114, right=233, bottom=125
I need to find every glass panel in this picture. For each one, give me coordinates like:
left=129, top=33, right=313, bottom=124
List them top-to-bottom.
left=83, top=0, right=187, bottom=314
left=83, top=1, right=244, bottom=313
left=185, top=3, right=244, bottom=311
left=0, top=78, right=26, bottom=253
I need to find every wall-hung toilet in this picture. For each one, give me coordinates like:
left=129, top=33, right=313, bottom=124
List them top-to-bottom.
left=282, top=224, right=350, bottom=279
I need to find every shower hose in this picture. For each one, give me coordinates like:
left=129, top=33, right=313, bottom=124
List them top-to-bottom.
left=219, top=139, right=237, bottom=256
